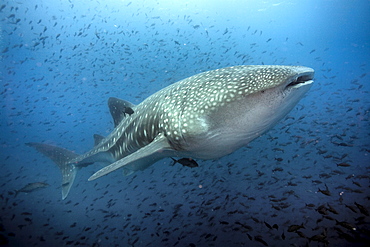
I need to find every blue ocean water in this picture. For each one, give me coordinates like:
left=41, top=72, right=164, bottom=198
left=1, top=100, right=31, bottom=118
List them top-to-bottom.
left=1, top=0, right=369, bottom=246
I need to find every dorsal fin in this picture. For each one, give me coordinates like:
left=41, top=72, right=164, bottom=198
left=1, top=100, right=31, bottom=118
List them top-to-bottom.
left=108, top=97, right=136, bottom=127
left=93, top=134, right=105, bottom=146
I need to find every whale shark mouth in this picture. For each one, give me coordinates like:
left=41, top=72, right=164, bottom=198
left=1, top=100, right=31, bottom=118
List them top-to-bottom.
left=285, top=72, right=314, bottom=89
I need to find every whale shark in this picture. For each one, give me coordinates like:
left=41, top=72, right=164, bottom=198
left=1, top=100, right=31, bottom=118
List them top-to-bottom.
left=26, top=65, right=314, bottom=199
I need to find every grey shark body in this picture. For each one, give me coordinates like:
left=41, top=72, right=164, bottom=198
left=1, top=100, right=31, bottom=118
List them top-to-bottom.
left=27, top=65, right=314, bottom=199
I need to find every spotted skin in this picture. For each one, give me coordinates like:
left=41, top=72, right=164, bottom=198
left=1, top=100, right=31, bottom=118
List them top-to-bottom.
left=27, top=65, right=314, bottom=199
left=74, top=65, right=311, bottom=162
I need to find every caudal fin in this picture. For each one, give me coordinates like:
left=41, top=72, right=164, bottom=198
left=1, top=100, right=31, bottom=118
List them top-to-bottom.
left=26, top=142, right=80, bottom=200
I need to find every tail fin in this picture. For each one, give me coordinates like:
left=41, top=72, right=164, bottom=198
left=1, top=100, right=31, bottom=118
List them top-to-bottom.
left=26, top=142, right=80, bottom=200
left=170, top=157, right=177, bottom=166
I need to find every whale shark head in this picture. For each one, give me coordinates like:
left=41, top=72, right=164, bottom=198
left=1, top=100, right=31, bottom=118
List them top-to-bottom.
left=161, top=65, right=314, bottom=159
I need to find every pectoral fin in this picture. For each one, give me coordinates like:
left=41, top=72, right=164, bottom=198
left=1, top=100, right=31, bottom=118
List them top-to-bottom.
left=88, top=133, right=173, bottom=181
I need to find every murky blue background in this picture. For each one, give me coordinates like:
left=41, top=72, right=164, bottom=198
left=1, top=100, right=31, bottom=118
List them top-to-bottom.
left=1, top=0, right=369, bottom=246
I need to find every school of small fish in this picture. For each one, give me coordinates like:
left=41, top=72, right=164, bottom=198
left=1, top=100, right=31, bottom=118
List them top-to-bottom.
left=0, top=1, right=369, bottom=246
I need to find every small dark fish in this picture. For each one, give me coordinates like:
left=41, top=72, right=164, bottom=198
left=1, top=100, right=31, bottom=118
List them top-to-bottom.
left=95, top=31, right=100, bottom=39
left=266, top=38, right=272, bottom=43
left=122, top=106, right=134, bottom=117
left=334, top=142, right=353, bottom=147
left=272, top=148, right=284, bottom=152
left=171, top=158, right=198, bottom=168
left=337, top=162, right=351, bottom=167
left=272, top=167, right=283, bottom=172
left=312, top=180, right=323, bottom=184
left=352, top=181, right=361, bottom=187
left=15, top=182, right=49, bottom=196
left=318, top=184, right=331, bottom=196
left=354, top=202, right=369, bottom=216
left=327, top=203, right=338, bottom=214
left=316, top=204, right=328, bottom=215
left=345, top=204, right=358, bottom=213
left=323, top=215, right=335, bottom=221
left=24, top=217, right=32, bottom=223
left=251, top=217, right=259, bottom=223
left=335, top=220, right=356, bottom=231
left=235, top=221, right=253, bottom=231
left=264, top=221, right=272, bottom=230
left=288, top=223, right=305, bottom=232
left=18, top=224, right=26, bottom=229
left=272, top=224, right=278, bottom=230
left=296, top=231, right=307, bottom=239
left=309, top=234, right=327, bottom=243
left=254, top=235, right=268, bottom=246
